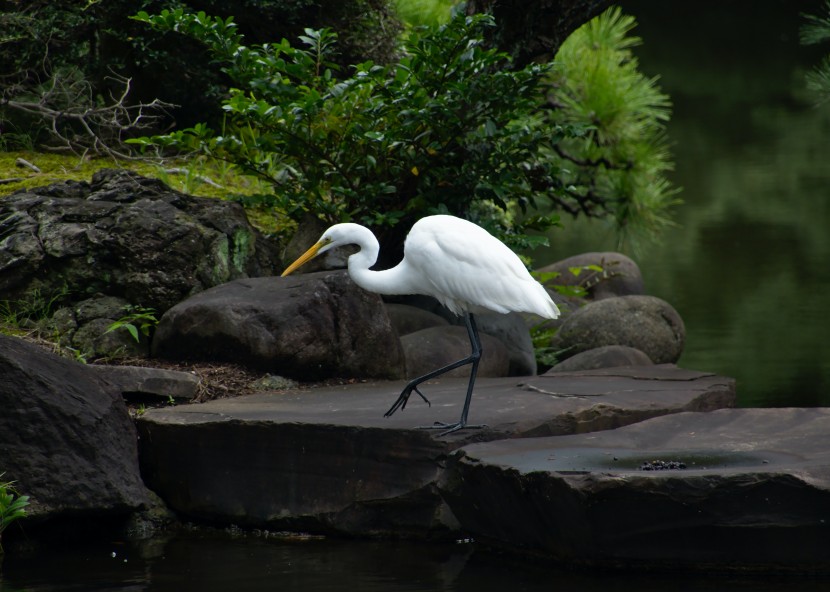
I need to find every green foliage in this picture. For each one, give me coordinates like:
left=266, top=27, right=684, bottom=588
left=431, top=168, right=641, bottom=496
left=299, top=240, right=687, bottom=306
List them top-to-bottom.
left=0, top=0, right=403, bottom=143
left=393, top=0, right=454, bottom=27
left=802, top=1, right=830, bottom=104
left=546, top=7, right=679, bottom=247
left=130, top=10, right=565, bottom=249
left=0, top=284, right=70, bottom=328
left=105, top=305, right=158, bottom=343
left=530, top=324, right=570, bottom=370
left=0, top=476, right=29, bottom=553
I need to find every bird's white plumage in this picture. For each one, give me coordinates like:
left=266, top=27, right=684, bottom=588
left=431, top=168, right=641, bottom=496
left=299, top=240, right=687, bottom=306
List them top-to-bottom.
left=291, top=214, right=559, bottom=320
left=400, top=216, right=558, bottom=317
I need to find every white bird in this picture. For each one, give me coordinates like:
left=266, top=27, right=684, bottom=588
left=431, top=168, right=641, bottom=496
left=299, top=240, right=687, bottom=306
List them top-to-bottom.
left=281, top=214, right=560, bottom=434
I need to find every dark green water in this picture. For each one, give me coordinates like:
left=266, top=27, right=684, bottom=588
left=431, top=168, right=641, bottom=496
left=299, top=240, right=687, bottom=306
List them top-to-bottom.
left=541, top=0, right=830, bottom=407
left=3, top=2, right=829, bottom=591
left=2, top=532, right=829, bottom=592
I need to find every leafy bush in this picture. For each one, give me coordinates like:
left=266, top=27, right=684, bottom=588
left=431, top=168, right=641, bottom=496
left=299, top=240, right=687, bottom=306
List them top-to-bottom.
left=131, top=10, right=566, bottom=261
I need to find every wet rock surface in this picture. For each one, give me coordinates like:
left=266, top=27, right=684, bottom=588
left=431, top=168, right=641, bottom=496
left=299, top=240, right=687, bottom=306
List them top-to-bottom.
left=136, top=365, right=735, bottom=537
left=443, top=408, right=830, bottom=572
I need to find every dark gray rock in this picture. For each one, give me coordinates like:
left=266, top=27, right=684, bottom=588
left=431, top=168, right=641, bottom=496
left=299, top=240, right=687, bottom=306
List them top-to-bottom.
left=0, top=169, right=280, bottom=314
left=538, top=252, right=644, bottom=300
left=152, top=271, right=406, bottom=380
left=49, top=295, right=150, bottom=358
left=551, top=295, right=685, bottom=364
left=387, top=296, right=541, bottom=375
left=384, top=303, right=449, bottom=336
left=472, top=313, right=538, bottom=376
left=401, top=326, right=509, bottom=379
left=0, top=334, right=150, bottom=542
left=548, top=345, right=653, bottom=372
left=90, top=364, right=200, bottom=401
left=136, top=366, right=735, bottom=536
left=443, top=408, right=830, bottom=572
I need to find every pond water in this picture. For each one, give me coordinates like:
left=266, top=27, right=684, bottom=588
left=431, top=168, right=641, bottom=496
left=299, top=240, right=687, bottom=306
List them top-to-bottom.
left=539, top=0, right=830, bottom=407
left=4, top=2, right=829, bottom=591
left=2, top=532, right=829, bottom=592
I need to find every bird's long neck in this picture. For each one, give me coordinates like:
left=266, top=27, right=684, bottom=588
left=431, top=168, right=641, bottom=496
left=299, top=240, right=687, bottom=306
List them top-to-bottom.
left=346, top=230, right=415, bottom=296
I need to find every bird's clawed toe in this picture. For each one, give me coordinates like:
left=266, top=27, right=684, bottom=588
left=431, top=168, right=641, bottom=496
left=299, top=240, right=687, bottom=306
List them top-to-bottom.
left=384, top=384, right=432, bottom=418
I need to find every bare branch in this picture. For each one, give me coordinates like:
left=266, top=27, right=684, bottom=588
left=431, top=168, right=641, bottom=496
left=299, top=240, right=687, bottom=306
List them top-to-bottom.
left=1, top=69, right=177, bottom=159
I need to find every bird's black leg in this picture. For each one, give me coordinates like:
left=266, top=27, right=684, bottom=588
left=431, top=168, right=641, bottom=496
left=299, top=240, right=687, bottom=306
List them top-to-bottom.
left=384, top=313, right=486, bottom=436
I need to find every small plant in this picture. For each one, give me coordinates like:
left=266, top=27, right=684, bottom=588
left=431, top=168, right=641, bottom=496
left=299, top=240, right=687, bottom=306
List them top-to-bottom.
left=0, top=284, right=71, bottom=329
left=105, top=305, right=158, bottom=343
left=0, top=476, right=29, bottom=553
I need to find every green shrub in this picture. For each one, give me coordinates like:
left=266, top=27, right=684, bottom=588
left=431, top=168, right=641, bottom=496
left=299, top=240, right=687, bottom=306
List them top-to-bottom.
left=130, top=10, right=566, bottom=259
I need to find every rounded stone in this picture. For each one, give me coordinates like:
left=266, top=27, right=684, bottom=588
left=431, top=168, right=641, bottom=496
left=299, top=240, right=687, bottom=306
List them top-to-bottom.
left=538, top=252, right=644, bottom=300
left=550, top=295, right=685, bottom=364
left=401, top=326, right=510, bottom=379
left=547, top=345, right=653, bottom=373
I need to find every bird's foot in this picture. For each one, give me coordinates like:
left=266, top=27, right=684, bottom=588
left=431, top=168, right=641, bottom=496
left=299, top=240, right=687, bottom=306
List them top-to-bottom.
left=384, top=384, right=431, bottom=418
left=418, top=421, right=487, bottom=437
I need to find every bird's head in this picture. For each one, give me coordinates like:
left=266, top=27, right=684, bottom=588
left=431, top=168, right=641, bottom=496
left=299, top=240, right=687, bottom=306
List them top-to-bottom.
left=281, top=223, right=366, bottom=276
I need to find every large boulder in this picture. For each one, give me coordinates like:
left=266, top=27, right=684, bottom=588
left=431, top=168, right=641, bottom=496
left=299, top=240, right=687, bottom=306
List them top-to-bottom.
left=0, top=168, right=280, bottom=315
left=538, top=252, right=645, bottom=301
left=152, top=271, right=406, bottom=380
left=551, top=295, right=685, bottom=364
left=385, top=296, right=538, bottom=377
left=384, top=303, right=449, bottom=337
left=386, top=303, right=536, bottom=377
left=472, top=313, right=538, bottom=376
left=401, top=326, right=510, bottom=379
left=0, top=335, right=151, bottom=543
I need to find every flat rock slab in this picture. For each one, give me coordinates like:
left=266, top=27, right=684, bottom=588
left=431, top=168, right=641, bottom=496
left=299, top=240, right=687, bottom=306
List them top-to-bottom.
left=90, top=364, right=200, bottom=401
left=137, top=365, right=734, bottom=537
left=444, top=408, right=830, bottom=572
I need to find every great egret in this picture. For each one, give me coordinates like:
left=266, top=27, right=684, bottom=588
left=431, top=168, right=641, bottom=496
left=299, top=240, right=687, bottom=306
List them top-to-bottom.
left=281, top=214, right=560, bottom=434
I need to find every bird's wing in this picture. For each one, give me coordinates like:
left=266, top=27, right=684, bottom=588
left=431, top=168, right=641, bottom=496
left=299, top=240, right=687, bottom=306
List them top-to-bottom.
left=403, top=217, right=559, bottom=318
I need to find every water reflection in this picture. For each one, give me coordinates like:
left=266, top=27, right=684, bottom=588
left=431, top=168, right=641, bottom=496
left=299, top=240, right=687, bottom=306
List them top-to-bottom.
left=542, top=0, right=830, bottom=407
left=2, top=533, right=829, bottom=592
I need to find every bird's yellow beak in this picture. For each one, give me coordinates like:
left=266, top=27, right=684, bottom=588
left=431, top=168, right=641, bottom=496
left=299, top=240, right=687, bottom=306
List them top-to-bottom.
left=281, top=241, right=324, bottom=276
